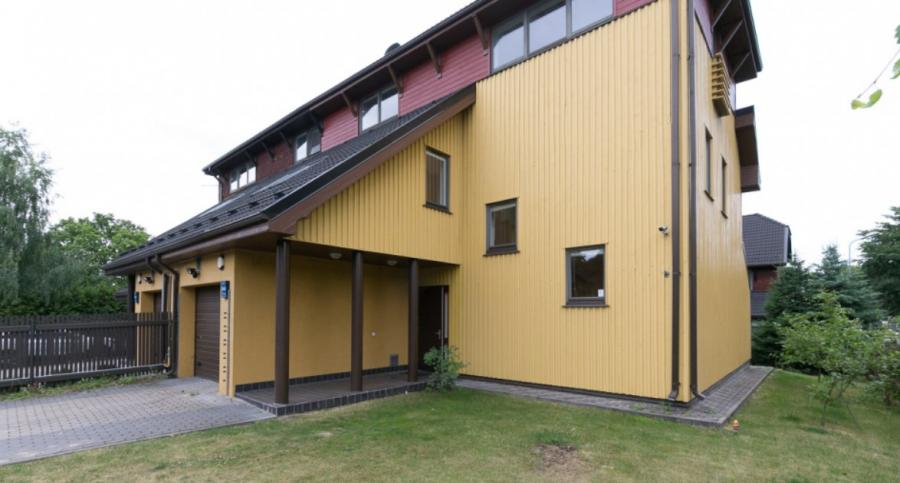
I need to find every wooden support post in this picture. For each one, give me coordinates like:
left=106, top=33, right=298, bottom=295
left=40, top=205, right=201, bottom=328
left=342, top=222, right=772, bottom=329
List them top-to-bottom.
left=274, top=239, right=291, bottom=404
left=351, top=251, right=364, bottom=391
left=408, top=259, right=419, bottom=382
left=127, top=274, right=136, bottom=314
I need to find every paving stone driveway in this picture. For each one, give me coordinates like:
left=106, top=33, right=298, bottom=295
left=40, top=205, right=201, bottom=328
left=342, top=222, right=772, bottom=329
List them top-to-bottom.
left=0, top=377, right=273, bottom=466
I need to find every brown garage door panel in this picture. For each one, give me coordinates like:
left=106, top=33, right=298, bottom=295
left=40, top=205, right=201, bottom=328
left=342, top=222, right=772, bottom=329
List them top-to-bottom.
left=194, top=286, right=221, bottom=382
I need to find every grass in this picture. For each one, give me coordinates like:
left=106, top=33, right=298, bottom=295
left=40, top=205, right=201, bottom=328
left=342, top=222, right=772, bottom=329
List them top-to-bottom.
left=1, top=370, right=899, bottom=482
left=0, top=373, right=164, bottom=402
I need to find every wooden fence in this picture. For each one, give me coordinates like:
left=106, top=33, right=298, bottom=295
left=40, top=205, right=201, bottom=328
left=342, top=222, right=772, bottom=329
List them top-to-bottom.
left=0, top=313, right=174, bottom=388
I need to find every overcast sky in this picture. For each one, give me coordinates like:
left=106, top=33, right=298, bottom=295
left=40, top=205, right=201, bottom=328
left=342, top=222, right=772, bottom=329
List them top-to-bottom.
left=2, top=1, right=898, bottom=264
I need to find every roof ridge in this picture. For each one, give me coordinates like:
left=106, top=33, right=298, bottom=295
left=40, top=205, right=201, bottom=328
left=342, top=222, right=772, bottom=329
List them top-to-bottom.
left=743, top=213, right=788, bottom=228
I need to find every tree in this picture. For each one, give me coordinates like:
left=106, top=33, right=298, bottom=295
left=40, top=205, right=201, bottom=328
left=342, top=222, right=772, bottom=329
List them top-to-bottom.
left=851, top=24, right=900, bottom=109
left=0, top=125, right=150, bottom=315
left=0, top=127, right=53, bottom=306
left=861, top=207, right=900, bottom=316
left=48, top=213, right=149, bottom=283
left=814, top=245, right=886, bottom=328
left=752, top=256, right=818, bottom=365
left=780, top=292, right=882, bottom=420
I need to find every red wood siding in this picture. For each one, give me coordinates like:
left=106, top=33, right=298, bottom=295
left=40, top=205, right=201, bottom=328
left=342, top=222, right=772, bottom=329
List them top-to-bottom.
left=615, top=0, right=655, bottom=16
left=400, top=35, right=489, bottom=115
left=321, top=105, right=358, bottom=151
left=222, top=141, right=292, bottom=198
left=255, top=141, right=293, bottom=182
left=752, top=268, right=778, bottom=292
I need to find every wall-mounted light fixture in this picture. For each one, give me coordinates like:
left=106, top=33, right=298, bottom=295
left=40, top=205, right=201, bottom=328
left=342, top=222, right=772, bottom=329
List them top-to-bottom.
left=329, top=252, right=343, bottom=260
left=217, top=255, right=225, bottom=271
left=186, top=256, right=202, bottom=279
left=386, top=259, right=398, bottom=267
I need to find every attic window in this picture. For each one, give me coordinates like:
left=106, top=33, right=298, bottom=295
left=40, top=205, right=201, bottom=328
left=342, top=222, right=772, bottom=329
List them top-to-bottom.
left=492, top=0, right=614, bottom=72
left=360, top=86, right=399, bottom=131
left=295, top=128, right=321, bottom=162
left=229, top=162, right=257, bottom=192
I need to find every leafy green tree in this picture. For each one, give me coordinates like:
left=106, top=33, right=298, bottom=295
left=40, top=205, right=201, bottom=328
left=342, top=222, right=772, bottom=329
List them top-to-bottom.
left=851, top=25, right=900, bottom=109
left=0, top=126, right=149, bottom=315
left=0, top=127, right=53, bottom=306
left=861, top=207, right=900, bottom=316
left=48, top=213, right=149, bottom=283
left=814, top=245, right=886, bottom=328
left=752, top=256, right=819, bottom=365
left=780, top=292, right=882, bottom=420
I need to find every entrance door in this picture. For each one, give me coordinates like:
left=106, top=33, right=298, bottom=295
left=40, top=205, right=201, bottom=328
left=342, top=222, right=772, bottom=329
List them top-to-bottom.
left=194, top=286, right=221, bottom=381
left=418, top=286, right=448, bottom=370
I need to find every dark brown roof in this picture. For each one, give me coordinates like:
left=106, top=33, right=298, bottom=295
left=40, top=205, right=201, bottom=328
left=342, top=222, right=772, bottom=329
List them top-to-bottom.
left=105, top=87, right=474, bottom=274
left=743, top=214, right=791, bottom=267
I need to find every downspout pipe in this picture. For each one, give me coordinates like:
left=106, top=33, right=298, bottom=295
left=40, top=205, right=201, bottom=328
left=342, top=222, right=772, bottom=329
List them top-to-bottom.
left=668, top=0, right=682, bottom=401
left=686, top=0, right=704, bottom=400
left=150, top=255, right=180, bottom=378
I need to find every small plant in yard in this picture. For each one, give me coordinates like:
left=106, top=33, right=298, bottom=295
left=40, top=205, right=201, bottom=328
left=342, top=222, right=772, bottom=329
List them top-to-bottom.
left=779, top=292, right=881, bottom=420
left=423, top=345, right=465, bottom=391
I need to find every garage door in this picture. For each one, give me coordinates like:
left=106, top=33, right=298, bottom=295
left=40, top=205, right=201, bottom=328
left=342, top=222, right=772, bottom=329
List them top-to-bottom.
left=194, top=286, right=221, bottom=382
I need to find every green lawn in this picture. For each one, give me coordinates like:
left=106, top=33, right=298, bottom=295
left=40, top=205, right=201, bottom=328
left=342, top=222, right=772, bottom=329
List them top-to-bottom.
left=2, top=370, right=898, bottom=482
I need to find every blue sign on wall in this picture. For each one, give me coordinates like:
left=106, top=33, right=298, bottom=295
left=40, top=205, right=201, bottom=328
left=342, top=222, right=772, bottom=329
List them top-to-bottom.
left=220, top=281, right=230, bottom=300
left=133, top=292, right=140, bottom=304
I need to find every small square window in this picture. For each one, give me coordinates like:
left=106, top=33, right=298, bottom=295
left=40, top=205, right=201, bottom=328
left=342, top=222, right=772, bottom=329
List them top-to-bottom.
left=571, top=0, right=614, bottom=33
left=381, top=87, right=399, bottom=121
left=360, top=95, right=379, bottom=131
left=295, top=129, right=321, bottom=162
left=425, top=149, right=449, bottom=209
left=486, top=199, right=517, bottom=255
left=566, top=245, right=606, bottom=306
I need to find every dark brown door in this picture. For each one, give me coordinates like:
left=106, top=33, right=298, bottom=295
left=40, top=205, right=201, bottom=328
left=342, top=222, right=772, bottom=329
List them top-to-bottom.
left=194, top=286, right=221, bottom=381
left=418, top=286, right=448, bottom=370
left=153, top=292, right=163, bottom=313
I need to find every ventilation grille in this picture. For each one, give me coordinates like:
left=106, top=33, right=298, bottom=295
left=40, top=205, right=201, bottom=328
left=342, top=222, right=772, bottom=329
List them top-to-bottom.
left=711, top=54, right=734, bottom=117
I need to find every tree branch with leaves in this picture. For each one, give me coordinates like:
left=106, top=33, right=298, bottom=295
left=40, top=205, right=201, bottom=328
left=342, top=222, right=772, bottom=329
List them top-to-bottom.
left=851, top=25, right=900, bottom=109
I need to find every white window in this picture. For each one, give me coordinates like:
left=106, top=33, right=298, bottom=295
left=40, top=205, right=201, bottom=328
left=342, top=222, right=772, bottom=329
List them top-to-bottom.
left=360, top=87, right=400, bottom=131
left=295, top=129, right=321, bottom=162
left=229, top=162, right=256, bottom=192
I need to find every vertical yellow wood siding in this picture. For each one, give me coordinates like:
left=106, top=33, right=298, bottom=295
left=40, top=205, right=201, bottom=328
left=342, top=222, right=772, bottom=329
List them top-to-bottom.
left=456, top=1, right=674, bottom=399
left=692, top=18, right=751, bottom=391
left=290, top=116, right=466, bottom=264
left=230, top=250, right=408, bottom=394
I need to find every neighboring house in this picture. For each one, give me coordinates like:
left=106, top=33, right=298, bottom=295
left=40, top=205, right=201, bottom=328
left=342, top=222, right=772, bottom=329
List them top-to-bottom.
left=105, top=0, right=763, bottom=406
left=742, top=214, right=792, bottom=320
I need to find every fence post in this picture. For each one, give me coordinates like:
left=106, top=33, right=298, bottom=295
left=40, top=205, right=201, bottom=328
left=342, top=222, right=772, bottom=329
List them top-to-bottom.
left=28, top=316, right=36, bottom=385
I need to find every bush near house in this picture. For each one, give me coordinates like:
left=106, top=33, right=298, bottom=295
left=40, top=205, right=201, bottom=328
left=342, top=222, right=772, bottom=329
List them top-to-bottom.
left=423, top=346, right=465, bottom=391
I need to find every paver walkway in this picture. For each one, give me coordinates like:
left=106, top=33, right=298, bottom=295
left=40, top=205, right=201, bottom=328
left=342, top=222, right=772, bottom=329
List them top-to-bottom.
left=459, top=365, right=773, bottom=426
left=0, top=377, right=273, bottom=466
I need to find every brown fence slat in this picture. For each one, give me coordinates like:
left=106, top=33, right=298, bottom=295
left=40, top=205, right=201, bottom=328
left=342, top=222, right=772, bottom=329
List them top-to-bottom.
left=0, top=313, right=174, bottom=389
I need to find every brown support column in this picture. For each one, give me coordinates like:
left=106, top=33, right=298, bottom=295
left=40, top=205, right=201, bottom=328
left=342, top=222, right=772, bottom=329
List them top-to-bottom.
left=274, top=239, right=292, bottom=404
left=351, top=251, right=364, bottom=392
left=407, top=260, right=419, bottom=382
left=127, top=274, right=136, bottom=314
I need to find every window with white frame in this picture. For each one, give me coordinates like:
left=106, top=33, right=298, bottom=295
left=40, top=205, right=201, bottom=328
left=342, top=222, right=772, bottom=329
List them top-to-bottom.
left=360, top=86, right=400, bottom=131
left=295, top=128, right=321, bottom=162
left=228, top=162, right=256, bottom=192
